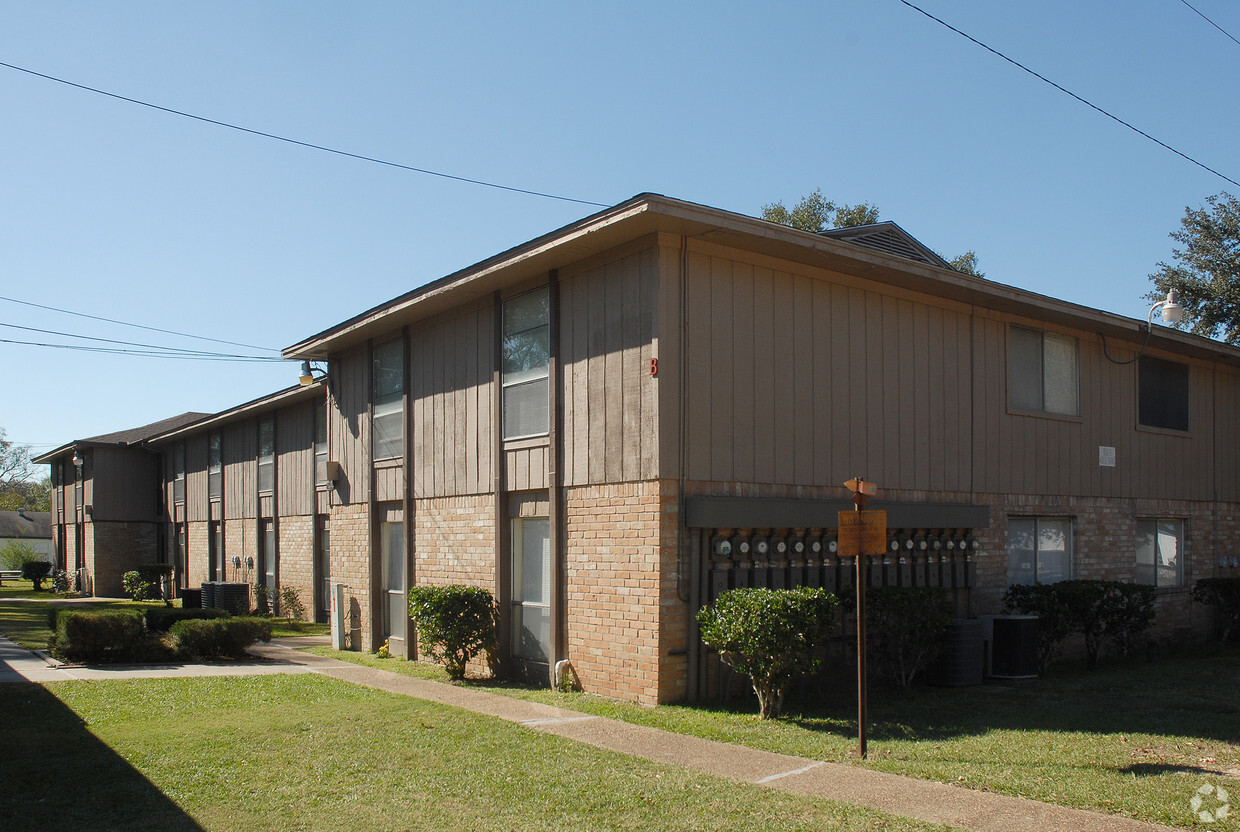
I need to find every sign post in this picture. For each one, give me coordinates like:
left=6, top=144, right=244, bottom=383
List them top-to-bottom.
left=838, top=477, right=884, bottom=760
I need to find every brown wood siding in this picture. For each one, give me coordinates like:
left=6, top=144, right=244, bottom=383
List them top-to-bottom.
left=680, top=242, right=975, bottom=492
left=560, top=244, right=659, bottom=486
left=411, top=302, right=493, bottom=498
left=970, top=315, right=1218, bottom=501
left=331, top=346, right=369, bottom=505
left=1215, top=367, right=1240, bottom=501
left=277, top=402, right=314, bottom=516
left=223, top=421, right=256, bottom=520
left=185, top=434, right=209, bottom=522
left=505, top=445, right=549, bottom=491
left=88, top=447, right=156, bottom=521
left=375, top=463, right=403, bottom=502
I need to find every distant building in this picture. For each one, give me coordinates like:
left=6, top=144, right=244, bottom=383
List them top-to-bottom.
left=0, top=509, right=52, bottom=559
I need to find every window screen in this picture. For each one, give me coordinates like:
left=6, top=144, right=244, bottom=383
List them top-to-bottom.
left=502, top=288, right=550, bottom=439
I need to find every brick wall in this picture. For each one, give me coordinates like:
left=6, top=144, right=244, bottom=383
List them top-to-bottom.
left=563, top=480, right=669, bottom=705
left=328, top=502, right=371, bottom=650
left=278, top=514, right=315, bottom=620
left=87, top=521, right=158, bottom=597
left=187, top=521, right=209, bottom=588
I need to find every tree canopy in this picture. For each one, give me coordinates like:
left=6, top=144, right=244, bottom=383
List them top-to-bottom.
left=761, top=190, right=983, bottom=277
left=1148, top=192, right=1240, bottom=344
left=0, top=428, right=49, bottom=511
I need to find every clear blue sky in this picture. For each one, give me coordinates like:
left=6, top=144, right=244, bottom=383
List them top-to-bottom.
left=3, top=1, right=1237, bottom=462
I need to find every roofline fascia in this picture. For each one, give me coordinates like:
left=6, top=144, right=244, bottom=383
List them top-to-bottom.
left=146, top=380, right=327, bottom=444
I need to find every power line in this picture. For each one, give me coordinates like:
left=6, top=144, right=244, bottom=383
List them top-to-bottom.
left=896, top=0, right=1240, bottom=190
left=1179, top=0, right=1240, bottom=48
left=0, top=60, right=611, bottom=210
left=0, top=294, right=279, bottom=352
left=0, top=321, right=282, bottom=360
left=1, top=337, right=284, bottom=362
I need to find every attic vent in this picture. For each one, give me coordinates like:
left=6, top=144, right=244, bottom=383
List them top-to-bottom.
left=818, top=222, right=951, bottom=269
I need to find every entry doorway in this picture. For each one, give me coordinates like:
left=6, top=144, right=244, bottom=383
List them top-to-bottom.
left=511, top=516, right=550, bottom=663
left=381, top=521, right=406, bottom=655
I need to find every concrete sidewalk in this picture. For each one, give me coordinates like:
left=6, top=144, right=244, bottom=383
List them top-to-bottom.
left=0, top=634, right=1184, bottom=832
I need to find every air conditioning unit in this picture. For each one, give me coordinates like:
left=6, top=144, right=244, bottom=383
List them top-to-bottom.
left=982, top=615, right=1039, bottom=679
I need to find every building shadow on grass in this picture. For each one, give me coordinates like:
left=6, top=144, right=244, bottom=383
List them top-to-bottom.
left=0, top=683, right=205, bottom=832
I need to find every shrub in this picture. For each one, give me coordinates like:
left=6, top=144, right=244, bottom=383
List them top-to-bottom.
left=20, top=560, right=52, bottom=590
left=135, top=563, right=174, bottom=601
left=51, top=569, right=73, bottom=594
left=122, top=570, right=150, bottom=601
left=1191, top=577, right=1240, bottom=643
left=1005, top=580, right=1156, bottom=671
left=252, top=582, right=272, bottom=617
left=1003, top=583, right=1074, bottom=673
left=408, top=584, right=498, bottom=681
left=280, top=585, right=306, bottom=622
left=864, top=586, right=954, bottom=690
left=696, top=587, right=838, bottom=719
left=143, top=606, right=230, bottom=633
left=52, top=610, right=146, bottom=663
left=170, top=617, right=272, bottom=660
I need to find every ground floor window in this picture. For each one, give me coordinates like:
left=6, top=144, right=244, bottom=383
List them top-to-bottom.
left=315, top=515, right=331, bottom=624
left=512, top=516, right=551, bottom=662
left=1006, top=517, right=1071, bottom=585
left=258, top=519, right=277, bottom=593
left=1136, top=519, right=1184, bottom=587
left=209, top=521, right=223, bottom=582
left=381, top=521, right=406, bottom=643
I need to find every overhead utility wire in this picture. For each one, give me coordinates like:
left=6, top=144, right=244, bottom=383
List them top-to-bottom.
left=896, top=0, right=1240, bottom=190
left=1178, top=0, right=1240, bottom=48
left=0, top=60, right=610, bottom=210
left=0, top=294, right=278, bottom=352
left=0, top=321, right=283, bottom=360
left=0, top=337, right=281, bottom=361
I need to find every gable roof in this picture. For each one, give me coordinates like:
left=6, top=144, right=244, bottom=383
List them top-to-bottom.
left=282, top=192, right=1240, bottom=366
left=33, top=411, right=211, bottom=464
left=0, top=510, right=51, bottom=540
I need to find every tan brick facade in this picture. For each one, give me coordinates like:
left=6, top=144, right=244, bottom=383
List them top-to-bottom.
left=563, top=480, right=675, bottom=705
left=414, top=495, right=495, bottom=589
left=328, top=502, right=372, bottom=650
left=277, top=514, right=315, bottom=620
left=83, top=521, right=158, bottom=597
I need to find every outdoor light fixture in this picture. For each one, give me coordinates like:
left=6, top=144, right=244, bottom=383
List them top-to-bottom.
left=1102, top=288, right=1186, bottom=365
left=298, top=360, right=328, bottom=386
left=71, top=451, right=83, bottom=469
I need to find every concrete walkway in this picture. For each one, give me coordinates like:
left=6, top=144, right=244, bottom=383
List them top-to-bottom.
left=0, top=634, right=1184, bottom=832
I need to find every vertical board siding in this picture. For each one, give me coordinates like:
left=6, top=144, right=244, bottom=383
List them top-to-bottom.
left=682, top=244, right=976, bottom=491
left=560, top=246, right=660, bottom=487
left=411, top=302, right=493, bottom=499
left=970, top=317, right=1218, bottom=501
left=331, top=346, right=369, bottom=505
left=277, top=402, right=314, bottom=516
left=223, top=421, right=255, bottom=520
left=186, top=434, right=208, bottom=522
left=89, top=448, right=155, bottom=521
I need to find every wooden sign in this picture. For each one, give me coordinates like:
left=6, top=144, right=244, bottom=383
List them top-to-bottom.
left=843, top=478, right=877, bottom=497
left=837, top=510, right=887, bottom=557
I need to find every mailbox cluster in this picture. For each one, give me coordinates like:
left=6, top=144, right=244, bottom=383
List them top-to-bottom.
left=705, top=529, right=979, bottom=603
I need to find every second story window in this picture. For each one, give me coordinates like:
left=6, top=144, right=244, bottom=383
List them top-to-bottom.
left=502, top=287, right=550, bottom=439
left=1008, top=326, right=1079, bottom=416
left=373, top=339, right=404, bottom=461
left=1139, top=356, right=1190, bottom=431
left=315, top=400, right=329, bottom=485
left=258, top=418, right=275, bottom=493
left=208, top=433, right=222, bottom=500
left=173, top=444, right=185, bottom=505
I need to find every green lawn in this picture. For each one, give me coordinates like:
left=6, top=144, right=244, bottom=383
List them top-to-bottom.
left=308, top=645, right=1240, bottom=830
left=0, top=674, right=957, bottom=832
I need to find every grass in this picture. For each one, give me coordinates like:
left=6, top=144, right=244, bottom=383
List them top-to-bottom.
left=308, top=645, right=1240, bottom=830
left=0, top=674, right=957, bottom=832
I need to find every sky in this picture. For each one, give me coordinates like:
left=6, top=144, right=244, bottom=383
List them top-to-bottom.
left=3, top=1, right=1237, bottom=466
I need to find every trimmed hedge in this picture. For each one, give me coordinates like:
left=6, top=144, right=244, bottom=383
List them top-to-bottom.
left=21, top=560, right=52, bottom=590
left=1192, top=577, right=1240, bottom=643
left=1004, top=579, right=1156, bottom=671
left=408, top=584, right=499, bottom=681
left=863, top=586, right=955, bottom=690
left=143, top=606, right=230, bottom=633
left=51, top=610, right=148, bottom=663
left=169, top=617, right=272, bottom=660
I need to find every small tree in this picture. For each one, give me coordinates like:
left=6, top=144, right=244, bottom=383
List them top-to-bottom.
left=0, top=540, right=40, bottom=570
left=20, top=559, right=52, bottom=591
left=1191, top=577, right=1240, bottom=643
left=408, top=584, right=498, bottom=681
left=280, top=585, right=306, bottom=622
left=865, top=586, right=954, bottom=690
left=696, top=587, right=838, bottom=719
